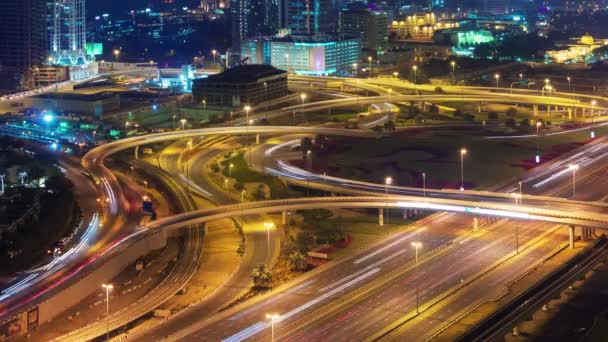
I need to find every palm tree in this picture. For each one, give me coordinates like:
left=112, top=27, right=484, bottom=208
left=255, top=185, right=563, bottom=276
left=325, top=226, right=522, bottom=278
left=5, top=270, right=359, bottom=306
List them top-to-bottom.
left=288, top=252, right=308, bottom=272
left=251, top=264, right=273, bottom=288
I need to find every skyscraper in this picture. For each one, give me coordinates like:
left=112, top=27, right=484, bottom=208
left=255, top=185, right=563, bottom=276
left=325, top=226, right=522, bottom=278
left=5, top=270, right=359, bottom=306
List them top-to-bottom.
left=0, top=0, right=47, bottom=90
left=49, top=0, right=88, bottom=66
left=287, top=0, right=333, bottom=34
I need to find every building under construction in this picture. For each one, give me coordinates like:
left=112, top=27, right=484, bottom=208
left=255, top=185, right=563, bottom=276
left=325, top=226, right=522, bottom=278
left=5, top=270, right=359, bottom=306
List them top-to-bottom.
left=49, top=0, right=88, bottom=66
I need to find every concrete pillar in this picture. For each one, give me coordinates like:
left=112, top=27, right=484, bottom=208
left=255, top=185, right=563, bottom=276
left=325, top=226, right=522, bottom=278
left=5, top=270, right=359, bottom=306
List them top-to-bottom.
left=477, top=103, right=482, bottom=113
left=533, top=104, right=539, bottom=116
left=568, top=107, right=573, bottom=120
left=256, top=134, right=260, bottom=145
left=134, top=145, right=139, bottom=160
left=379, top=208, right=384, bottom=226
left=403, top=209, right=408, bottom=220
left=282, top=211, right=287, bottom=226
left=473, top=216, right=479, bottom=231
left=569, top=225, right=576, bottom=249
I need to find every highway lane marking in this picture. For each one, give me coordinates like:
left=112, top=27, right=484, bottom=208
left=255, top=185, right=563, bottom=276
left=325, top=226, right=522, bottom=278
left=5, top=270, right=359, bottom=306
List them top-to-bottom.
left=353, top=228, right=427, bottom=265
left=222, top=268, right=380, bottom=342
left=228, top=279, right=317, bottom=321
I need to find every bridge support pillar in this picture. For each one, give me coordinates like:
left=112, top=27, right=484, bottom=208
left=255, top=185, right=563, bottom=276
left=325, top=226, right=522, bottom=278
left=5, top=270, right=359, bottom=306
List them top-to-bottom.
left=477, top=103, right=482, bottom=113
left=533, top=104, right=539, bottom=116
left=568, top=108, right=573, bottom=120
left=256, top=134, right=260, bottom=145
left=134, top=145, right=139, bottom=160
left=378, top=208, right=384, bottom=226
left=403, top=209, right=408, bottom=220
left=282, top=211, right=287, bottom=226
left=473, top=216, right=479, bottom=231
left=569, top=225, right=576, bottom=249
left=582, top=227, right=594, bottom=241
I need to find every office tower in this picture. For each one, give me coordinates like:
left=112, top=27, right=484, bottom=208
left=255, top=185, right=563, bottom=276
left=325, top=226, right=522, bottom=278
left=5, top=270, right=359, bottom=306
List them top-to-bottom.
left=0, top=0, right=47, bottom=90
left=49, top=0, right=88, bottom=66
left=287, top=0, right=333, bottom=34
left=483, top=0, right=510, bottom=14
left=339, top=7, right=389, bottom=51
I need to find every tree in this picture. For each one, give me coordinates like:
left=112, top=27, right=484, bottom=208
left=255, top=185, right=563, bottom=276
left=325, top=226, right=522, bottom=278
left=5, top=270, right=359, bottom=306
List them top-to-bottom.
left=473, top=43, right=497, bottom=59
left=506, top=107, right=517, bottom=118
left=505, top=118, right=516, bottom=128
left=519, top=118, right=530, bottom=130
left=46, top=174, right=73, bottom=194
left=233, top=182, right=245, bottom=191
left=252, top=184, right=266, bottom=200
left=295, top=231, right=315, bottom=253
left=288, top=252, right=308, bottom=272
left=251, top=264, right=273, bottom=288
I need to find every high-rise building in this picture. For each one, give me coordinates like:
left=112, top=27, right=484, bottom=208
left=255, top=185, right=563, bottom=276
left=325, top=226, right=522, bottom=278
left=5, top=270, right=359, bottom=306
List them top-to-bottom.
left=0, top=0, right=47, bottom=90
left=49, top=0, right=88, bottom=66
left=287, top=0, right=333, bottom=34
left=483, top=0, right=510, bottom=14
left=339, top=7, right=389, bottom=51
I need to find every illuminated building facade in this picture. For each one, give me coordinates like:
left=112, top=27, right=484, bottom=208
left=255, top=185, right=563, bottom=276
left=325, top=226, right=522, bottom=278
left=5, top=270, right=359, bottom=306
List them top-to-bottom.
left=49, top=0, right=88, bottom=66
left=287, top=0, right=332, bottom=34
left=390, top=13, right=459, bottom=41
left=270, top=34, right=361, bottom=76
left=546, top=35, right=608, bottom=63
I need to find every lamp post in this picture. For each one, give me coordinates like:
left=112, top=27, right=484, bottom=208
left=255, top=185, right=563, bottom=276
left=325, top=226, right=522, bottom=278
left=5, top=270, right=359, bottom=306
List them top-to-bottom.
left=113, top=49, right=120, bottom=62
left=212, top=49, right=217, bottom=64
left=368, top=56, right=372, bottom=72
left=450, top=61, right=456, bottom=84
left=352, top=63, right=358, bottom=77
left=413, top=65, right=418, bottom=95
left=393, top=71, right=399, bottom=78
left=494, top=73, right=500, bottom=88
left=519, top=73, right=523, bottom=82
left=567, top=76, right=572, bottom=93
left=300, top=93, right=307, bottom=105
left=202, top=99, right=206, bottom=111
left=591, top=100, right=597, bottom=123
left=244, top=105, right=251, bottom=122
left=172, top=114, right=176, bottom=130
left=180, top=118, right=187, bottom=130
left=124, top=121, right=130, bottom=133
left=536, top=121, right=542, bottom=164
left=459, top=148, right=467, bottom=191
left=229, top=163, right=234, bottom=178
left=569, top=164, right=579, bottom=197
left=422, top=172, right=426, bottom=198
left=0, top=174, right=5, bottom=195
left=385, top=176, right=392, bottom=225
left=143, top=180, right=148, bottom=189
left=241, top=189, right=246, bottom=203
left=411, top=242, right=422, bottom=314
left=102, top=284, right=113, bottom=342
left=266, top=313, right=280, bottom=342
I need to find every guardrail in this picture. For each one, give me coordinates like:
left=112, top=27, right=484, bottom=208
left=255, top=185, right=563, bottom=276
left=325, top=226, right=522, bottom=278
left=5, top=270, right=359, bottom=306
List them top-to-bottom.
left=455, top=234, right=608, bottom=342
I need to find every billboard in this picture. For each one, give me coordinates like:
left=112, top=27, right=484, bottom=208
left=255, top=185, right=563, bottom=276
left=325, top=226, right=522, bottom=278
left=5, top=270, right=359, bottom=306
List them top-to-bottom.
left=86, top=43, right=103, bottom=56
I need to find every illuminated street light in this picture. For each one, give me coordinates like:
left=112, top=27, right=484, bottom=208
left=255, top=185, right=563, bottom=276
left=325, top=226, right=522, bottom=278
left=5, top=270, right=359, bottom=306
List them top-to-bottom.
left=113, top=49, right=120, bottom=61
left=212, top=49, right=217, bottom=64
left=368, top=56, right=373, bottom=72
left=450, top=61, right=456, bottom=83
left=352, top=63, right=358, bottom=77
left=413, top=65, right=418, bottom=94
left=393, top=71, right=399, bottom=78
left=494, top=73, right=500, bottom=88
left=519, top=73, right=523, bottom=81
left=567, top=76, right=572, bottom=93
left=300, top=93, right=307, bottom=105
left=202, top=99, right=207, bottom=110
left=591, top=100, right=597, bottom=123
left=244, top=105, right=251, bottom=122
left=180, top=118, right=187, bottom=130
left=536, top=121, right=542, bottom=164
left=459, top=148, right=467, bottom=191
left=229, top=163, right=234, bottom=178
left=569, top=164, right=579, bottom=197
left=422, top=172, right=426, bottom=198
left=385, top=176, right=392, bottom=225
left=143, top=180, right=148, bottom=189
left=241, top=189, right=246, bottom=203
left=411, top=241, right=422, bottom=314
left=102, top=284, right=114, bottom=341
left=266, top=313, right=280, bottom=342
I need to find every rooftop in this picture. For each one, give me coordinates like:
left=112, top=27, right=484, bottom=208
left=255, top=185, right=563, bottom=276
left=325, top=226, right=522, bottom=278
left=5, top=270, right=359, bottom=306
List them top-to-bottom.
left=199, top=65, right=286, bottom=83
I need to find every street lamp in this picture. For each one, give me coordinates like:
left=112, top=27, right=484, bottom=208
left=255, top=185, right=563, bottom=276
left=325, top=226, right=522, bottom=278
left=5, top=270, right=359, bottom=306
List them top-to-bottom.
left=113, top=49, right=120, bottom=62
left=212, top=49, right=217, bottom=64
left=368, top=56, right=373, bottom=72
left=450, top=61, right=456, bottom=83
left=352, top=63, right=358, bottom=77
left=413, top=65, right=418, bottom=94
left=393, top=71, right=399, bottom=78
left=494, top=73, right=500, bottom=88
left=519, top=73, right=523, bottom=81
left=567, top=76, right=572, bottom=93
left=300, top=93, right=307, bottom=105
left=202, top=99, right=206, bottom=110
left=591, top=100, right=597, bottom=122
left=244, top=105, right=251, bottom=122
left=172, top=114, right=177, bottom=130
left=180, top=118, right=187, bottom=130
left=125, top=121, right=130, bottom=133
left=536, top=121, right=542, bottom=164
left=459, top=148, right=467, bottom=191
left=306, top=150, right=312, bottom=170
left=229, top=163, right=234, bottom=178
left=569, top=164, right=579, bottom=197
left=422, top=172, right=426, bottom=198
left=385, top=176, right=392, bottom=225
left=143, top=180, right=148, bottom=189
left=241, top=189, right=246, bottom=203
left=411, top=242, right=422, bottom=314
left=102, top=283, right=113, bottom=341
left=266, top=313, right=280, bottom=342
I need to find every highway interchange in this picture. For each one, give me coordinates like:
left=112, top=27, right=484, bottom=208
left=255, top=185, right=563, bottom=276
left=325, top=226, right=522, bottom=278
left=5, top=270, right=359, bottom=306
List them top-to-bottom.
left=3, top=74, right=608, bottom=341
